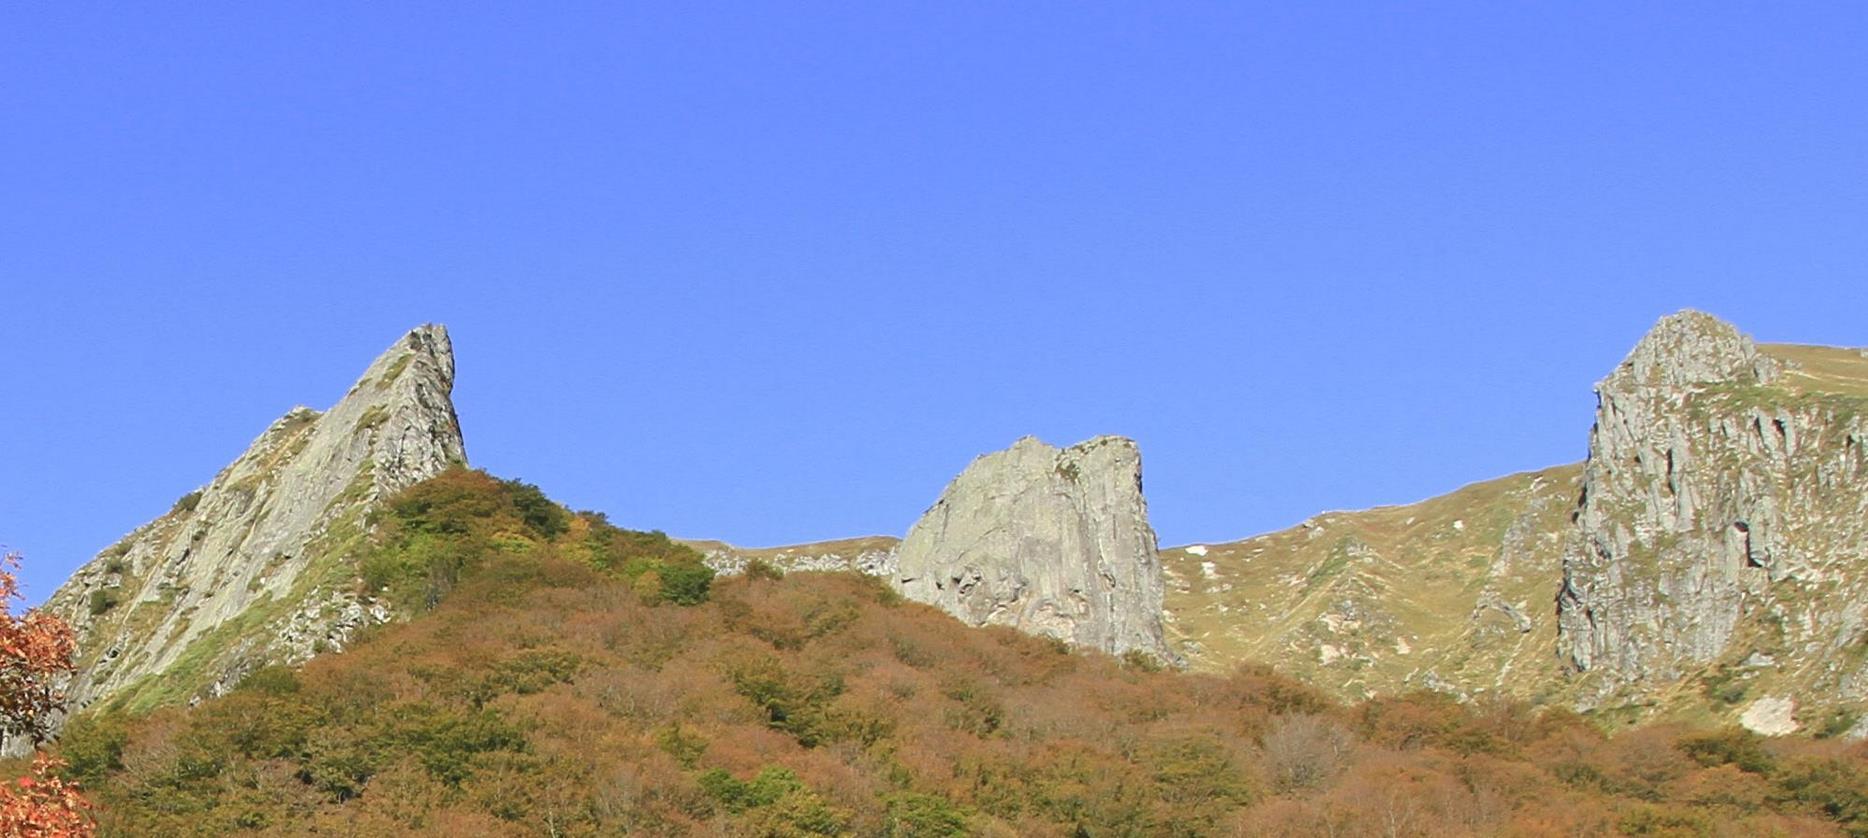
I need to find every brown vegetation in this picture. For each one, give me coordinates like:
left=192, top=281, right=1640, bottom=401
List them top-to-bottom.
left=33, top=473, right=1868, bottom=835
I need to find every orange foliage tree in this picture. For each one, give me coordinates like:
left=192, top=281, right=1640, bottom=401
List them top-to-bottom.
left=0, top=553, right=93, bottom=836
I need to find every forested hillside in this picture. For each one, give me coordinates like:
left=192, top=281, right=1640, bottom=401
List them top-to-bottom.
left=21, top=470, right=1868, bottom=836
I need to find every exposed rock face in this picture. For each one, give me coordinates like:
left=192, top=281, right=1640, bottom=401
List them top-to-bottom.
left=1558, top=311, right=1868, bottom=710
left=40, top=326, right=465, bottom=719
left=894, top=436, right=1174, bottom=661
left=690, top=536, right=900, bottom=578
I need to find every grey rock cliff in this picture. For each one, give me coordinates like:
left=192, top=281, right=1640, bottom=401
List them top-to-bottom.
left=1558, top=311, right=1868, bottom=716
left=41, top=325, right=466, bottom=718
left=894, top=436, right=1175, bottom=661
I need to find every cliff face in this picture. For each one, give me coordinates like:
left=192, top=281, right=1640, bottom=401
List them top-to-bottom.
left=1557, top=312, right=1868, bottom=725
left=42, top=326, right=466, bottom=717
left=893, top=436, right=1174, bottom=661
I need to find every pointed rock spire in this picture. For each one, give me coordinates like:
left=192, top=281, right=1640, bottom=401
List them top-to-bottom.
left=39, top=326, right=468, bottom=719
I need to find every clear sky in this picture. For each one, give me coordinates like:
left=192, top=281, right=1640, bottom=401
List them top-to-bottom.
left=5, top=4, right=1867, bottom=602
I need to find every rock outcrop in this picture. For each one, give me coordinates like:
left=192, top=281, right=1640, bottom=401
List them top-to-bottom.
left=1558, top=311, right=1868, bottom=712
left=40, top=326, right=466, bottom=719
left=894, top=436, right=1174, bottom=661
left=690, top=536, right=900, bottom=578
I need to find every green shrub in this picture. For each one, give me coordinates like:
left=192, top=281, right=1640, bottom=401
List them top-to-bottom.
left=171, top=490, right=204, bottom=515
left=88, top=588, right=120, bottom=615
left=1122, top=648, right=1165, bottom=672
left=238, top=665, right=303, bottom=696
left=1818, top=708, right=1861, bottom=739
left=56, top=714, right=130, bottom=785
left=655, top=722, right=707, bottom=769
left=1680, top=727, right=1775, bottom=775
left=1774, top=757, right=1868, bottom=829
left=702, top=767, right=849, bottom=834
left=883, top=792, right=970, bottom=837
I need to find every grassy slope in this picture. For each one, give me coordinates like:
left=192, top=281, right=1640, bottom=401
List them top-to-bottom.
left=1763, top=344, right=1868, bottom=398
left=1163, top=465, right=1582, bottom=704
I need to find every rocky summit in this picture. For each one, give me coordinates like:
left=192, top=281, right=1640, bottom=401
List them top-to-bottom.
left=1558, top=311, right=1868, bottom=727
left=40, top=326, right=466, bottom=720
left=894, top=436, right=1175, bottom=662
left=692, top=437, right=1176, bottom=662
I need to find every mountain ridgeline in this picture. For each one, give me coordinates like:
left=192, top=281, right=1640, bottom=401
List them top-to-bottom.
left=23, top=311, right=1868, bottom=750
left=700, top=311, right=1868, bottom=732
left=1160, top=311, right=1868, bottom=733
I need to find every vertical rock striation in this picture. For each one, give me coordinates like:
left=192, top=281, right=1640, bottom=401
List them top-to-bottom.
left=1558, top=311, right=1868, bottom=717
left=40, top=326, right=466, bottom=718
left=894, top=436, right=1175, bottom=661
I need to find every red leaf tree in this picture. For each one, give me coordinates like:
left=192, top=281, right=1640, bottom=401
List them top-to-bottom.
left=0, top=553, right=93, bottom=836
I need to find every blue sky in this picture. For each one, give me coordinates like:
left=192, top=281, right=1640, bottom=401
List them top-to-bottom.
left=4, top=4, right=1867, bottom=601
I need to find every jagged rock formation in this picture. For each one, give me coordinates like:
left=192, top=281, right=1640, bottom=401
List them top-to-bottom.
left=1164, top=311, right=1868, bottom=731
left=1557, top=312, right=1868, bottom=722
left=39, top=326, right=465, bottom=719
left=893, top=436, right=1174, bottom=661
left=1161, top=465, right=1578, bottom=703
left=688, top=536, right=900, bottom=578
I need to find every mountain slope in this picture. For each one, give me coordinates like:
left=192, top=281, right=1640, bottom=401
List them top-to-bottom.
left=1166, top=312, right=1868, bottom=733
left=39, top=326, right=465, bottom=718
left=1162, top=464, right=1579, bottom=703
left=53, top=469, right=1868, bottom=837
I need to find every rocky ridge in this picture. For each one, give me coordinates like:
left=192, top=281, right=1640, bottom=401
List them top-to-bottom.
left=35, top=309, right=1867, bottom=740
left=40, top=326, right=466, bottom=718
left=687, top=536, right=901, bottom=579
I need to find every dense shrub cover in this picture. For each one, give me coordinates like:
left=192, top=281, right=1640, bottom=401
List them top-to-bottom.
left=359, top=468, right=711, bottom=612
left=28, top=474, right=1868, bottom=835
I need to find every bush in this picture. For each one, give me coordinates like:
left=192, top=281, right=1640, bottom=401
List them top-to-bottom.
left=500, top=477, right=570, bottom=539
left=170, top=490, right=203, bottom=515
left=659, top=561, right=715, bottom=606
left=88, top=588, right=120, bottom=615
left=238, top=665, right=302, bottom=696
left=1262, top=713, right=1353, bottom=793
left=55, top=715, right=129, bottom=785
left=1679, top=727, right=1775, bottom=775
left=883, top=792, right=970, bottom=837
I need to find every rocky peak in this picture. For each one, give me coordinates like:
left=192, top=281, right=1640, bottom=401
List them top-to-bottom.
left=1604, top=310, right=1780, bottom=394
left=1559, top=311, right=1868, bottom=721
left=40, top=325, right=466, bottom=719
left=894, top=435, right=1175, bottom=662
